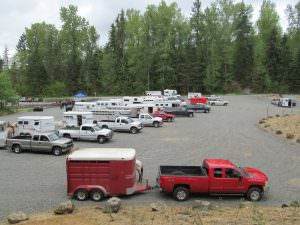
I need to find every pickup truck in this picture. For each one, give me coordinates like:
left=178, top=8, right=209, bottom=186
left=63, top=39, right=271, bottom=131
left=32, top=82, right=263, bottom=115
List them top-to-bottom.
left=208, top=98, right=229, bottom=106
left=187, top=103, right=210, bottom=113
left=164, top=107, right=194, bottom=117
left=152, top=111, right=175, bottom=122
left=131, top=113, right=163, bottom=127
left=97, top=117, right=143, bottom=134
left=57, top=124, right=113, bottom=144
left=7, top=133, right=73, bottom=156
left=157, top=159, right=269, bottom=201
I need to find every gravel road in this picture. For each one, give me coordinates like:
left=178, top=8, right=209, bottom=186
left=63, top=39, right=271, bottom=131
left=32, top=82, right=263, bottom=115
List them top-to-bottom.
left=0, top=95, right=299, bottom=218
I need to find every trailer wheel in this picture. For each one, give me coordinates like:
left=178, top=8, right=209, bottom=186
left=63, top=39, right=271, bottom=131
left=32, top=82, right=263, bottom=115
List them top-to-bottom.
left=153, top=121, right=159, bottom=128
left=131, top=127, right=138, bottom=134
left=98, top=136, right=106, bottom=144
left=12, top=144, right=22, bottom=154
left=52, top=146, right=62, bottom=156
left=173, top=186, right=189, bottom=201
left=247, top=187, right=262, bottom=201
left=75, top=189, right=88, bottom=201
left=90, top=189, right=104, bottom=201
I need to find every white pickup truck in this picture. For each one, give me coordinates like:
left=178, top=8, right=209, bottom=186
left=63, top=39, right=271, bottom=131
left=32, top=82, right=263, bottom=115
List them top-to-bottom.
left=208, top=97, right=229, bottom=106
left=131, top=113, right=163, bottom=128
left=97, top=117, right=143, bottom=134
left=57, top=124, right=113, bottom=144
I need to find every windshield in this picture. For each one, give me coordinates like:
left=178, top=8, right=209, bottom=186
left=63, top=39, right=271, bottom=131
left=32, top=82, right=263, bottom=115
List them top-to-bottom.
left=127, top=118, right=134, bottom=123
left=93, top=125, right=102, bottom=131
left=48, top=133, right=60, bottom=141
left=238, top=167, right=249, bottom=177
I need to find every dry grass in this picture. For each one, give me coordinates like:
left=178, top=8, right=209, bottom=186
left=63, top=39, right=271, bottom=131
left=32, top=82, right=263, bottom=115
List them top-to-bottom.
left=259, top=114, right=300, bottom=142
left=1, top=205, right=299, bottom=225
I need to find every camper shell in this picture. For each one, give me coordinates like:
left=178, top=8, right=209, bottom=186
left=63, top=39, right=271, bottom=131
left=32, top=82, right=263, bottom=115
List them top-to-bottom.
left=16, top=116, right=55, bottom=135
left=66, top=148, right=151, bottom=201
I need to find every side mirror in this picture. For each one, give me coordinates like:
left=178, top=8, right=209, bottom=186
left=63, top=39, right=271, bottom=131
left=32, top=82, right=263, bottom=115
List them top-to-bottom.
left=238, top=176, right=243, bottom=181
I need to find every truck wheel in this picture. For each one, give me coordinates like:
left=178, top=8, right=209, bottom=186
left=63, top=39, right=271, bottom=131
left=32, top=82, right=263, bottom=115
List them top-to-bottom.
left=153, top=122, right=159, bottom=128
left=131, top=127, right=138, bottom=134
left=98, top=136, right=106, bottom=144
left=12, top=144, right=22, bottom=154
left=52, top=147, right=62, bottom=156
left=173, top=187, right=189, bottom=201
left=247, top=187, right=262, bottom=201
left=75, top=189, right=88, bottom=201
left=90, top=189, right=104, bottom=201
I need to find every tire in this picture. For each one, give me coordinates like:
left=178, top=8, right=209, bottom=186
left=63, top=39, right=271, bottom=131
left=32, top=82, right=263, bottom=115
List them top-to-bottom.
left=189, top=113, right=194, bottom=117
left=167, top=117, right=172, bottom=122
left=153, top=122, right=159, bottom=128
left=131, top=127, right=138, bottom=134
left=98, top=136, right=106, bottom=144
left=12, top=144, right=22, bottom=154
left=53, top=146, right=62, bottom=156
left=173, top=186, right=190, bottom=201
left=247, top=187, right=263, bottom=201
left=75, top=189, right=88, bottom=201
left=90, top=189, right=104, bottom=201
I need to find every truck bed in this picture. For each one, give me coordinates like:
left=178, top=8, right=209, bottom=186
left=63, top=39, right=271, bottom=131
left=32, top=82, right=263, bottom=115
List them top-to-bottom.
left=99, top=120, right=115, bottom=123
left=61, top=127, right=80, bottom=130
left=9, top=135, right=32, bottom=140
left=160, top=166, right=207, bottom=176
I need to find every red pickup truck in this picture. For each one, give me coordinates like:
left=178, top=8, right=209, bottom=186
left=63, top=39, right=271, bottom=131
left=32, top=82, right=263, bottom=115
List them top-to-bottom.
left=151, top=111, right=175, bottom=122
left=157, top=159, right=269, bottom=201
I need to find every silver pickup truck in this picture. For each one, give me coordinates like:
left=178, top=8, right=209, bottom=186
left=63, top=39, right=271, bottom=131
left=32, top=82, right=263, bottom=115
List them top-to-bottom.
left=131, top=113, right=163, bottom=128
left=97, top=116, right=143, bottom=134
left=57, top=124, right=113, bottom=144
left=7, top=133, right=73, bottom=156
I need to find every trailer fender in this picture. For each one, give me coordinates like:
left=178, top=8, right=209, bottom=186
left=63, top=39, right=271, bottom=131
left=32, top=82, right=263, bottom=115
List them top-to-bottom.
left=74, top=185, right=108, bottom=197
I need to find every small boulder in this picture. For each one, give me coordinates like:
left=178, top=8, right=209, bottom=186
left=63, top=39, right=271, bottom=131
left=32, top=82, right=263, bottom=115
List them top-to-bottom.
left=103, top=197, right=121, bottom=213
left=54, top=200, right=75, bottom=215
left=192, top=200, right=212, bottom=210
left=290, top=201, right=300, bottom=207
left=281, top=203, right=289, bottom=208
left=7, top=211, right=29, bottom=224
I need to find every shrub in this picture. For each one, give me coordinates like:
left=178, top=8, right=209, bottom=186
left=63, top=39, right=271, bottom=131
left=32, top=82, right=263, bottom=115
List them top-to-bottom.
left=275, top=114, right=280, bottom=117
left=259, top=120, right=265, bottom=124
left=264, top=124, right=270, bottom=128
left=275, top=130, right=282, bottom=135
left=286, top=133, right=295, bottom=139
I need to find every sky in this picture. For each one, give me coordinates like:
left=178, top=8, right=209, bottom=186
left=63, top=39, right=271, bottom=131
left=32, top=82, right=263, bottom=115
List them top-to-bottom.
left=0, top=0, right=298, bottom=57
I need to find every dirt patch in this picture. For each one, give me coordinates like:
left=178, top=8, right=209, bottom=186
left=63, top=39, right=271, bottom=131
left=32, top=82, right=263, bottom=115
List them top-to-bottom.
left=259, top=114, right=300, bottom=143
left=1, top=204, right=299, bottom=225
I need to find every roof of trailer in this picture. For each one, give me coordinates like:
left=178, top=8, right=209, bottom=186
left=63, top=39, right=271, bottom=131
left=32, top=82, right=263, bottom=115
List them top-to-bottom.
left=18, top=116, right=54, bottom=120
left=68, top=148, right=136, bottom=161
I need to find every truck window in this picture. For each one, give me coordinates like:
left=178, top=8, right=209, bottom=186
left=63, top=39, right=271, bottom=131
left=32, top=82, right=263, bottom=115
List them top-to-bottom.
left=140, top=115, right=145, bottom=119
left=121, top=119, right=128, bottom=124
left=82, top=126, right=91, bottom=131
left=33, top=135, right=39, bottom=141
left=40, top=135, right=49, bottom=142
left=214, top=168, right=223, bottom=178
left=225, top=168, right=241, bottom=178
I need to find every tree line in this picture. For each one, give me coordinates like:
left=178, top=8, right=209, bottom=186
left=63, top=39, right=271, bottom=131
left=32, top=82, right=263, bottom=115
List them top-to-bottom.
left=1, top=0, right=300, bottom=97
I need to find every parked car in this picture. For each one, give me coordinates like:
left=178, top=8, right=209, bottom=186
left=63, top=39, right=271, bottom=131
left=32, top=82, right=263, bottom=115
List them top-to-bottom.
left=208, top=98, right=229, bottom=106
left=278, top=98, right=297, bottom=107
left=187, top=103, right=210, bottom=113
left=33, top=106, right=44, bottom=112
left=164, top=107, right=194, bottom=117
left=152, top=111, right=175, bottom=122
left=131, top=113, right=163, bottom=128
left=97, top=117, right=143, bottom=134
left=58, top=124, right=113, bottom=144
left=7, top=132, right=73, bottom=156
left=66, top=148, right=151, bottom=201
left=157, top=159, right=269, bottom=201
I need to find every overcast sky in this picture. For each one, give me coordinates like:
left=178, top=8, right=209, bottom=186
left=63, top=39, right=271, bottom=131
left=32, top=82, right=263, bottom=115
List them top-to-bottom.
left=0, top=0, right=298, bottom=56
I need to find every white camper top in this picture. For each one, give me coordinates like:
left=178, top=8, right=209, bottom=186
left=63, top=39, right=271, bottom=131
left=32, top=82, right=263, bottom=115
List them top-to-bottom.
left=64, top=111, right=93, bottom=116
left=18, top=116, right=54, bottom=120
left=68, top=148, right=136, bottom=161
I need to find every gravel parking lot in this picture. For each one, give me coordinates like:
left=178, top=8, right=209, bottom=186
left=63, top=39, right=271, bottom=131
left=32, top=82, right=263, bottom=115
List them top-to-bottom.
left=0, top=95, right=299, bottom=218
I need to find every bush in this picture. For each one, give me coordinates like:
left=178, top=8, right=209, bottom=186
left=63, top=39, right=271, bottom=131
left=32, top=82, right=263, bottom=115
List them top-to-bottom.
left=44, top=82, right=68, bottom=97
left=275, top=114, right=280, bottom=117
left=259, top=120, right=265, bottom=124
left=264, top=124, right=270, bottom=128
left=275, top=130, right=282, bottom=135
left=286, top=133, right=295, bottom=139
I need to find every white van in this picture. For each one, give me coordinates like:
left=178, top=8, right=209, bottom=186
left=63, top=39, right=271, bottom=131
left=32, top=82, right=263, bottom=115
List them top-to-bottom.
left=63, top=111, right=95, bottom=127
left=16, top=116, right=55, bottom=135
left=0, top=121, right=8, bottom=148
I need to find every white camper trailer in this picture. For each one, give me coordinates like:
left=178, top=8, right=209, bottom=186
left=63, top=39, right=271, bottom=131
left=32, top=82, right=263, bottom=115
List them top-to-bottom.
left=163, top=89, right=178, bottom=97
left=145, top=91, right=162, bottom=96
left=188, top=92, right=202, bottom=99
left=122, top=96, right=143, bottom=106
left=96, top=99, right=122, bottom=108
left=73, top=102, right=97, bottom=111
left=63, top=111, right=95, bottom=127
left=16, top=116, right=55, bottom=135
left=0, top=121, right=8, bottom=148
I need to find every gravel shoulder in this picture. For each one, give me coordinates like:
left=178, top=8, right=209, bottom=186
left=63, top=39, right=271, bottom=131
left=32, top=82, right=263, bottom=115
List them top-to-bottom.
left=0, top=95, right=299, bottom=218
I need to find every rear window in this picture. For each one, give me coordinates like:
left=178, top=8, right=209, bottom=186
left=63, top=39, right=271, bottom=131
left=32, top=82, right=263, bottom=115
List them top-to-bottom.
left=214, top=168, right=223, bottom=178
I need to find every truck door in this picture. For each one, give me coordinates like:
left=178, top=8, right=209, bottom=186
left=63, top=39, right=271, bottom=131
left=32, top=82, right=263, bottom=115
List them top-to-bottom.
left=120, top=119, right=128, bottom=130
left=80, top=126, right=92, bottom=140
left=30, top=135, right=41, bottom=151
left=38, top=135, right=52, bottom=152
left=208, top=168, right=224, bottom=193
left=222, top=168, right=245, bottom=193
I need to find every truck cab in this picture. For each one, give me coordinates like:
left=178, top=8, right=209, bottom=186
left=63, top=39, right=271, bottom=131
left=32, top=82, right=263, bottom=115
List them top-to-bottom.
left=132, top=113, right=163, bottom=127
left=158, top=159, right=269, bottom=201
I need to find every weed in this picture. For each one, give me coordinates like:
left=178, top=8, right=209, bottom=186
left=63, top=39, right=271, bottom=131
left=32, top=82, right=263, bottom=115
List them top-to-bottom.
left=264, top=124, right=270, bottom=128
left=276, top=130, right=282, bottom=135
left=286, top=133, right=295, bottom=139
left=252, top=204, right=265, bottom=225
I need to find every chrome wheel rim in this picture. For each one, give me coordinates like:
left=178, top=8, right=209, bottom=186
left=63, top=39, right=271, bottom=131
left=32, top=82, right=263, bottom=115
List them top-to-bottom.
left=177, top=190, right=186, bottom=200
left=77, top=191, right=86, bottom=200
left=250, top=191, right=260, bottom=201
left=92, top=192, right=102, bottom=201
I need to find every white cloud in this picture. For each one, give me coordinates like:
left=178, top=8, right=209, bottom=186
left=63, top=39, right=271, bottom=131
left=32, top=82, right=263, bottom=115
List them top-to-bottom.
left=0, top=0, right=298, bottom=55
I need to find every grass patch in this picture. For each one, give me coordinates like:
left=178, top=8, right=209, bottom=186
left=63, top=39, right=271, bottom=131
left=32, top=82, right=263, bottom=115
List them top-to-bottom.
left=276, top=130, right=283, bottom=135
left=286, top=133, right=295, bottom=139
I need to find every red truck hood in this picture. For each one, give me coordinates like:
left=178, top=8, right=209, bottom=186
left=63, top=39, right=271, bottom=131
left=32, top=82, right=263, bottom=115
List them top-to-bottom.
left=244, top=167, right=268, bottom=181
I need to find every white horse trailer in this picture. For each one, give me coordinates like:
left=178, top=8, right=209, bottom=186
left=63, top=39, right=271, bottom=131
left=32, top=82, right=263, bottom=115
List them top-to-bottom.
left=145, top=91, right=162, bottom=96
left=73, top=102, right=97, bottom=111
left=63, top=111, right=95, bottom=127
left=16, top=116, right=55, bottom=135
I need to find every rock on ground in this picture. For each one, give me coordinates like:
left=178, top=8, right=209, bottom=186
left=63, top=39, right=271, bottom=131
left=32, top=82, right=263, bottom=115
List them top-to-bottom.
left=103, top=197, right=121, bottom=213
left=54, top=200, right=75, bottom=215
left=192, top=200, right=212, bottom=210
left=7, top=211, right=29, bottom=224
